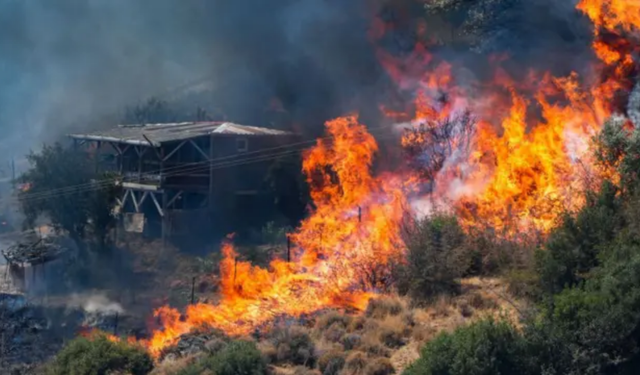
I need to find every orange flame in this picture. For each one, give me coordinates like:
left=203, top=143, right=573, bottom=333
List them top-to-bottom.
left=387, top=1, right=638, bottom=235
left=142, top=116, right=411, bottom=357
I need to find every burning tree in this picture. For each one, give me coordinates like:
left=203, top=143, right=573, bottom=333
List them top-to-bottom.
left=401, top=109, right=475, bottom=183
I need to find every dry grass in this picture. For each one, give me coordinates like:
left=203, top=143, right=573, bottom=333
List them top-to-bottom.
left=148, top=277, right=524, bottom=375
left=365, top=296, right=406, bottom=319
left=150, top=354, right=199, bottom=375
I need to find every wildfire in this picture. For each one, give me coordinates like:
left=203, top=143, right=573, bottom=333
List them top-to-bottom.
left=102, top=0, right=640, bottom=357
left=383, top=0, right=639, bottom=235
left=142, top=116, right=410, bottom=357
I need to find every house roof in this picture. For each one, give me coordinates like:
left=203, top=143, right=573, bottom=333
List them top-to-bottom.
left=68, top=122, right=293, bottom=146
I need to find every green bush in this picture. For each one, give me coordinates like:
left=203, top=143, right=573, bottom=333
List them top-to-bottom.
left=536, top=181, right=621, bottom=296
left=395, top=215, right=469, bottom=303
left=403, top=319, right=528, bottom=375
left=48, top=334, right=153, bottom=375
left=179, top=340, right=267, bottom=375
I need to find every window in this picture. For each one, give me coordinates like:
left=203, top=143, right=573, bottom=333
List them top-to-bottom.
left=236, top=137, right=248, bottom=153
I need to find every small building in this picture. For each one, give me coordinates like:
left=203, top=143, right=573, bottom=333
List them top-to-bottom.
left=68, top=122, right=298, bottom=239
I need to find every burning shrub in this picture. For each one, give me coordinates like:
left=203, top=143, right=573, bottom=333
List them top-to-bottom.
left=395, top=215, right=469, bottom=304
left=365, top=296, right=405, bottom=319
left=403, top=318, right=527, bottom=375
left=268, top=326, right=316, bottom=366
left=48, top=334, right=153, bottom=375
left=177, top=340, right=266, bottom=375
left=317, top=350, right=346, bottom=375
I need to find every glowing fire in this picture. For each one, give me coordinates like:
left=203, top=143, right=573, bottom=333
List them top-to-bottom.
left=102, top=0, right=639, bottom=357
left=380, top=0, right=639, bottom=235
left=142, top=116, right=410, bottom=357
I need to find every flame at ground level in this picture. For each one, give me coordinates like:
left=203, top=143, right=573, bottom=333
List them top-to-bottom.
left=143, top=116, right=411, bottom=357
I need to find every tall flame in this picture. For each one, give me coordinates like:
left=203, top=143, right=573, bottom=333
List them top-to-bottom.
left=382, top=0, right=639, bottom=235
left=143, top=116, right=410, bottom=357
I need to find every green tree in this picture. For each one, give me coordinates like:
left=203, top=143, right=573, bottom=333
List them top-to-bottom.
left=19, top=143, right=120, bottom=254
left=395, top=214, right=469, bottom=302
left=48, top=334, right=153, bottom=375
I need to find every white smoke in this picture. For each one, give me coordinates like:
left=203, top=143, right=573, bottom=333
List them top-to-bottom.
left=67, top=293, right=124, bottom=315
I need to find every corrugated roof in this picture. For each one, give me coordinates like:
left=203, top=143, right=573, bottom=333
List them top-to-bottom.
left=68, top=122, right=292, bottom=146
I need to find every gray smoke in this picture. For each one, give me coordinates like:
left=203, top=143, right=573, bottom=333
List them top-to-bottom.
left=0, top=0, right=611, bottom=163
left=0, top=0, right=392, bottom=161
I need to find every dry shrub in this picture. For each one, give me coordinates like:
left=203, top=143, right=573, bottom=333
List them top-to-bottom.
left=467, top=292, right=498, bottom=310
left=430, top=295, right=452, bottom=318
left=365, top=296, right=405, bottom=319
left=458, top=301, right=474, bottom=318
left=315, top=311, right=352, bottom=332
left=401, top=311, right=416, bottom=328
left=348, top=316, right=367, bottom=333
left=377, top=316, right=408, bottom=349
left=363, top=319, right=380, bottom=332
left=323, top=322, right=347, bottom=343
left=411, top=325, right=436, bottom=344
left=268, top=326, right=316, bottom=366
left=360, top=332, right=390, bottom=358
left=340, top=333, right=362, bottom=351
left=204, top=338, right=227, bottom=355
left=257, top=340, right=277, bottom=363
left=317, top=350, right=346, bottom=375
left=343, top=351, right=368, bottom=375
left=150, top=355, right=197, bottom=375
left=364, top=358, right=395, bottom=375
left=293, top=366, right=322, bottom=375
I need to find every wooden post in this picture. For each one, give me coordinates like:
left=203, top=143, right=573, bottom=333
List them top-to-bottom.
left=209, top=135, right=215, bottom=209
left=137, top=146, right=143, bottom=182
left=11, top=157, right=15, bottom=189
left=162, top=191, right=167, bottom=251
left=286, top=236, right=291, bottom=263
left=233, top=257, right=238, bottom=287
left=191, top=276, right=196, bottom=305
left=113, top=312, right=119, bottom=336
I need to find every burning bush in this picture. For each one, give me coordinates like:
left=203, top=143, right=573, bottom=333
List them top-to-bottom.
left=48, top=333, right=153, bottom=375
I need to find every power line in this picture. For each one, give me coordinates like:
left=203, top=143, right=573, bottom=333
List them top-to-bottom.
left=12, top=122, right=400, bottom=205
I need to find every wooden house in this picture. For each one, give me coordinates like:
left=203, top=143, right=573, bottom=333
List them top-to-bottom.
left=68, top=122, right=298, bottom=239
